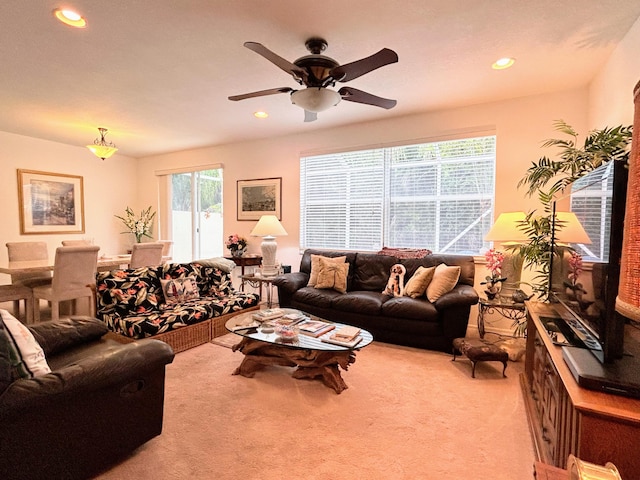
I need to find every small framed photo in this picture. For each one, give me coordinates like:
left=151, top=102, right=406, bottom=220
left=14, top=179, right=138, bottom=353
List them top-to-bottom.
left=17, top=169, right=85, bottom=234
left=237, top=177, right=282, bottom=221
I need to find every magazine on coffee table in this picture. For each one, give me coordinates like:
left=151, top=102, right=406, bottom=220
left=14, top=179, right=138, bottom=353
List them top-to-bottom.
left=252, top=308, right=285, bottom=321
left=297, top=319, right=335, bottom=337
left=321, top=326, right=362, bottom=347
left=321, top=334, right=363, bottom=348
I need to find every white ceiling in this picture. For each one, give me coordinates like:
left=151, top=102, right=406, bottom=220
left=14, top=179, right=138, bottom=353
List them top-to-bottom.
left=2, top=1, right=640, bottom=158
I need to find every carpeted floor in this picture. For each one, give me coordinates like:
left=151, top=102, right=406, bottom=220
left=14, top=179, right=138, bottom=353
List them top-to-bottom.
left=96, top=338, right=535, bottom=479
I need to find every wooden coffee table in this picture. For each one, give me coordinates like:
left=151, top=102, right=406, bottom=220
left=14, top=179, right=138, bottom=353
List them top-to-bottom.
left=225, top=309, right=373, bottom=394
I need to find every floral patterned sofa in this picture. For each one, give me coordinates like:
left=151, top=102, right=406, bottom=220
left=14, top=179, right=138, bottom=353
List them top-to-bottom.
left=95, top=260, right=259, bottom=352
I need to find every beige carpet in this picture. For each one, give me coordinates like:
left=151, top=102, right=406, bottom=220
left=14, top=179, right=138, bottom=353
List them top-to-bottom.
left=210, top=332, right=242, bottom=348
left=97, top=340, right=535, bottom=480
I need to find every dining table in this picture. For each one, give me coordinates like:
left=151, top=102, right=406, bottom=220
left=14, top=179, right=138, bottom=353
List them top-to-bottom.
left=0, top=255, right=133, bottom=276
left=0, top=255, right=133, bottom=324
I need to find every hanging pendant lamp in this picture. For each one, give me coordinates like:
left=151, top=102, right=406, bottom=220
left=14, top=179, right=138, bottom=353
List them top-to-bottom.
left=86, top=127, right=118, bottom=160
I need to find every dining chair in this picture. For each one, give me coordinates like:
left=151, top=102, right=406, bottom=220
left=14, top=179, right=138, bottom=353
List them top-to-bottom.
left=61, top=240, right=93, bottom=246
left=157, top=240, right=173, bottom=259
left=6, top=242, right=52, bottom=318
left=130, top=243, right=164, bottom=268
left=32, top=245, right=100, bottom=322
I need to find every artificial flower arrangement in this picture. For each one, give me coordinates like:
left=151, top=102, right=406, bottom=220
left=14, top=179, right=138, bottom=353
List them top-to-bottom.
left=115, top=206, right=156, bottom=243
left=225, top=234, right=248, bottom=255
left=480, top=248, right=507, bottom=299
left=564, top=251, right=587, bottom=294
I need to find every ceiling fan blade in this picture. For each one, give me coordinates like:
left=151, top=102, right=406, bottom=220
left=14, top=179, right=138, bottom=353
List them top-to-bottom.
left=244, top=42, right=308, bottom=82
left=331, top=48, right=398, bottom=82
left=228, top=87, right=294, bottom=101
left=339, top=87, right=397, bottom=109
left=304, top=110, right=317, bottom=122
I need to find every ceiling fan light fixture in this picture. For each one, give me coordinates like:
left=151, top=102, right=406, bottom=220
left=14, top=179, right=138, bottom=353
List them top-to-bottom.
left=53, top=8, right=87, bottom=28
left=492, top=57, right=515, bottom=70
left=290, top=88, right=341, bottom=113
left=254, top=111, right=269, bottom=119
left=86, top=127, right=118, bottom=160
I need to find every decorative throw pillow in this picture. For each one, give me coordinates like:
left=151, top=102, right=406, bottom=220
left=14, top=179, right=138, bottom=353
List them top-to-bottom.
left=377, top=247, right=432, bottom=259
left=307, top=254, right=346, bottom=287
left=314, top=256, right=349, bottom=293
left=382, top=263, right=407, bottom=297
left=426, top=264, right=461, bottom=302
left=403, top=266, right=436, bottom=298
left=160, top=276, right=200, bottom=305
left=0, top=309, right=51, bottom=379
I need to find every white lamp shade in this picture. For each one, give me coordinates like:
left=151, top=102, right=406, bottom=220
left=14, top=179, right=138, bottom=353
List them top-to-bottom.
left=290, top=88, right=341, bottom=113
left=86, top=144, right=118, bottom=160
left=485, top=211, right=591, bottom=245
left=484, top=212, right=529, bottom=242
left=554, top=212, right=591, bottom=244
left=250, top=215, right=288, bottom=237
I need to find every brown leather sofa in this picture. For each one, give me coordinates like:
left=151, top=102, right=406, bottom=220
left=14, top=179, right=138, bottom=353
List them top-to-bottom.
left=274, top=249, right=479, bottom=351
left=0, top=316, right=175, bottom=480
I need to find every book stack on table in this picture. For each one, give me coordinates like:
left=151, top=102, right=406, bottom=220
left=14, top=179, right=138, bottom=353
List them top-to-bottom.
left=252, top=308, right=285, bottom=322
left=297, top=319, right=335, bottom=338
left=321, top=326, right=362, bottom=348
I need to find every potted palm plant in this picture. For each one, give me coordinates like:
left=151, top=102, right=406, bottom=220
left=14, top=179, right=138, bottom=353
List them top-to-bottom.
left=513, top=120, right=632, bottom=297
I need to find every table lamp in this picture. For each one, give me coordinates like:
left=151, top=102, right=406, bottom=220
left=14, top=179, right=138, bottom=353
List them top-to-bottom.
left=484, top=212, right=529, bottom=296
left=250, top=215, right=287, bottom=277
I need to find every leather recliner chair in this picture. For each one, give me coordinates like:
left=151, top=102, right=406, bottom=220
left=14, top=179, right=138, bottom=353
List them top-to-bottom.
left=0, top=316, right=175, bottom=480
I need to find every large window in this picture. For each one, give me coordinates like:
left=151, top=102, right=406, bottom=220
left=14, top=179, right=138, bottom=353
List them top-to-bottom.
left=300, top=135, right=496, bottom=254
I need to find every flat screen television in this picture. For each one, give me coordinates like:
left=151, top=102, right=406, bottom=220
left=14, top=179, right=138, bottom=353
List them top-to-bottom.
left=545, top=160, right=640, bottom=398
left=548, top=160, right=628, bottom=362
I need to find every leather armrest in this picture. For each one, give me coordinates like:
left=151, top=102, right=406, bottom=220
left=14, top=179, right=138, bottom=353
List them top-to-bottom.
left=272, top=272, right=309, bottom=293
left=433, top=285, right=479, bottom=310
left=29, top=316, right=108, bottom=356
left=0, top=339, right=174, bottom=417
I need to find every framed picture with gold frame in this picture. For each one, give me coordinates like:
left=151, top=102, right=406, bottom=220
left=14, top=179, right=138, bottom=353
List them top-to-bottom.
left=17, top=169, right=85, bottom=234
left=237, top=177, right=282, bottom=221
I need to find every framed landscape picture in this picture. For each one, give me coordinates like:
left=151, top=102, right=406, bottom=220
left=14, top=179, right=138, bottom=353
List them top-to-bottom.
left=17, top=169, right=85, bottom=234
left=237, top=177, right=281, bottom=221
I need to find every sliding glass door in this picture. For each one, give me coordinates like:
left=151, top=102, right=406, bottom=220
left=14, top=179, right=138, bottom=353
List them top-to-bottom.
left=170, top=168, right=222, bottom=262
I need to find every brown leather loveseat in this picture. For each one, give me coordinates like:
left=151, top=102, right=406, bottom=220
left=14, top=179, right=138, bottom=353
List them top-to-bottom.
left=274, top=249, right=479, bottom=352
left=0, top=316, right=175, bottom=480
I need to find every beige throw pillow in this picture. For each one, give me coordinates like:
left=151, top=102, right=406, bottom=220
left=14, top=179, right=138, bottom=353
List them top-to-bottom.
left=307, top=254, right=346, bottom=286
left=314, top=256, right=349, bottom=293
left=426, top=264, right=461, bottom=302
left=403, top=266, right=436, bottom=298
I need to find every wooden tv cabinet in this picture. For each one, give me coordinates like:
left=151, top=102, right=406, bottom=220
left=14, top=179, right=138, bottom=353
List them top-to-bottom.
left=522, top=302, right=640, bottom=479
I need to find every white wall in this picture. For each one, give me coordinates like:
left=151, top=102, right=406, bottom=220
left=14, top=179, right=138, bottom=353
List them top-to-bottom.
left=588, top=15, right=640, bottom=128
left=0, top=131, right=139, bottom=283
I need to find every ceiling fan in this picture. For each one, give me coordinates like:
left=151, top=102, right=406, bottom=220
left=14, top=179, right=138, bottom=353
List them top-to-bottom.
left=228, top=38, right=398, bottom=122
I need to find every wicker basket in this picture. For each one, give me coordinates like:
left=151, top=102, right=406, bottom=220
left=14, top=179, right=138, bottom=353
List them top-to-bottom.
left=103, top=306, right=260, bottom=354
left=105, top=320, right=212, bottom=354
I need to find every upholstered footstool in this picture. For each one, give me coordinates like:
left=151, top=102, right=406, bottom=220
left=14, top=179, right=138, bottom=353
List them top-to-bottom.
left=452, top=337, right=508, bottom=378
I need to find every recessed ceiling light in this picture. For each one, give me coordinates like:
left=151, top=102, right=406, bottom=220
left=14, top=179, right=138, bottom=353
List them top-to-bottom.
left=53, top=8, right=87, bottom=28
left=492, top=57, right=515, bottom=70
left=254, top=111, right=269, bottom=119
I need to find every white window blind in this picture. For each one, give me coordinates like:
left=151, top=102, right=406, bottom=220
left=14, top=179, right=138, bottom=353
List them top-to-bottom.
left=300, top=135, right=496, bottom=253
left=570, top=162, right=614, bottom=262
